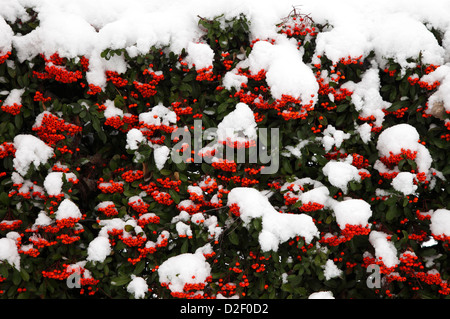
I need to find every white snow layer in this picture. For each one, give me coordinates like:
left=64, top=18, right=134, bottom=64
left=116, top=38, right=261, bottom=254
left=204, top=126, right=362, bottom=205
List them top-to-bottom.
left=1, top=0, right=448, bottom=91
left=242, top=38, right=319, bottom=101
left=341, top=67, right=390, bottom=128
left=3, top=88, right=24, bottom=106
left=217, top=102, right=257, bottom=142
left=376, top=124, right=433, bottom=174
left=13, top=134, right=54, bottom=176
left=153, top=145, right=170, bottom=170
left=323, top=160, right=361, bottom=194
left=44, top=172, right=77, bottom=196
left=391, top=172, right=418, bottom=195
left=227, top=187, right=319, bottom=252
left=55, top=198, right=82, bottom=220
left=333, top=199, right=372, bottom=229
left=430, top=209, right=450, bottom=237
left=369, top=231, right=399, bottom=268
left=0, top=236, right=20, bottom=270
left=86, top=236, right=112, bottom=263
left=158, top=252, right=211, bottom=293
left=323, top=259, right=343, bottom=280
left=127, top=275, right=148, bottom=299
left=308, top=291, right=335, bottom=299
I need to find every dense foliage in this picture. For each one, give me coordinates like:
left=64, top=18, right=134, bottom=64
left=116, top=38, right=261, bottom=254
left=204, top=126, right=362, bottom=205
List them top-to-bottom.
left=0, top=9, right=449, bottom=299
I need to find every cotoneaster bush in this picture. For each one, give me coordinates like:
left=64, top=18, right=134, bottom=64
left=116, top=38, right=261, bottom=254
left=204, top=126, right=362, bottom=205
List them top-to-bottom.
left=0, top=8, right=449, bottom=300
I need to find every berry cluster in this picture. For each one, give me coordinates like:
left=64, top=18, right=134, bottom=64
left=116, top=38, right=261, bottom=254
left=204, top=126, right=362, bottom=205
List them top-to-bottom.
left=1, top=103, right=22, bottom=115
left=32, top=112, right=82, bottom=146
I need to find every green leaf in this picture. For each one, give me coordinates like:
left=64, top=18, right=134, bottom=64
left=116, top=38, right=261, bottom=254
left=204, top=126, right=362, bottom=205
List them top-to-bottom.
left=7, top=67, right=16, bottom=78
left=180, top=83, right=192, bottom=93
left=389, top=87, right=398, bottom=102
left=114, top=95, right=125, bottom=108
left=387, top=100, right=409, bottom=112
left=217, top=103, right=228, bottom=114
left=336, top=103, right=348, bottom=113
left=14, top=115, right=23, bottom=130
left=92, top=117, right=101, bottom=132
left=282, top=159, right=293, bottom=174
left=442, top=165, right=450, bottom=176
left=160, top=169, right=172, bottom=176
left=349, top=181, right=361, bottom=191
left=169, top=189, right=180, bottom=204
left=0, top=192, right=9, bottom=205
left=291, top=200, right=303, bottom=210
left=386, top=204, right=399, bottom=221
left=252, top=218, right=262, bottom=232
left=228, top=230, right=239, bottom=245
left=181, top=239, right=189, bottom=254
left=134, top=260, right=146, bottom=275
left=0, top=264, right=8, bottom=277
left=20, top=269, right=30, bottom=282
left=12, top=270, right=21, bottom=285
left=111, top=275, right=131, bottom=286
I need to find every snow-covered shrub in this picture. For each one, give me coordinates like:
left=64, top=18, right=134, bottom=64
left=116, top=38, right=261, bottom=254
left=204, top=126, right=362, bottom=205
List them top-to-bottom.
left=0, top=1, right=449, bottom=299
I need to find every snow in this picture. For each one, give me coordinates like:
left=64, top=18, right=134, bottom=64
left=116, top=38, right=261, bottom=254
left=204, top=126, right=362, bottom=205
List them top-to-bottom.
left=1, top=0, right=450, bottom=298
left=1, top=0, right=448, bottom=90
left=371, top=12, right=444, bottom=71
left=315, top=22, right=371, bottom=65
left=241, top=38, right=319, bottom=102
left=185, top=42, right=214, bottom=69
left=423, top=65, right=450, bottom=113
left=342, top=67, right=390, bottom=128
left=222, top=71, right=248, bottom=91
left=3, top=88, right=24, bottom=106
left=103, top=99, right=124, bottom=119
left=217, top=102, right=257, bottom=143
left=123, top=103, right=177, bottom=168
left=139, top=103, right=177, bottom=127
left=356, top=123, right=373, bottom=143
left=376, top=124, right=433, bottom=174
left=377, top=124, right=420, bottom=156
left=321, top=125, right=350, bottom=152
left=126, top=128, right=145, bottom=151
left=13, top=134, right=54, bottom=176
left=282, top=140, right=309, bottom=159
left=153, top=145, right=170, bottom=170
left=323, top=160, right=361, bottom=194
left=43, top=172, right=77, bottom=196
left=391, top=172, right=418, bottom=196
left=280, top=178, right=334, bottom=209
left=228, top=187, right=319, bottom=252
left=300, top=187, right=331, bottom=208
left=55, top=199, right=82, bottom=220
left=333, top=199, right=372, bottom=229
left=95, top=201, right=115, bottom=210
left=429, top=209, right=450, bottom=237
left=171, top=210, right=191, bottom=224
left=34, top=211, right=52, bottom=227
left=191, top=213, right=205, bottom=224
left=98, top=218, right=126, bottom=237
left=176, top=221, right=192, bottom=238
left=368, top=231, right=399, bottom=268
left=0, top=236, right=20, bottom=270
left=87, top=236, right=111, bottom=263
left=158, top=252, right=211, bottom=293
left=323, top=259, right=343, bottom=280
left=127, top=275, right=148, bottom=299
left=308, top=291, right=335, bottom=299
